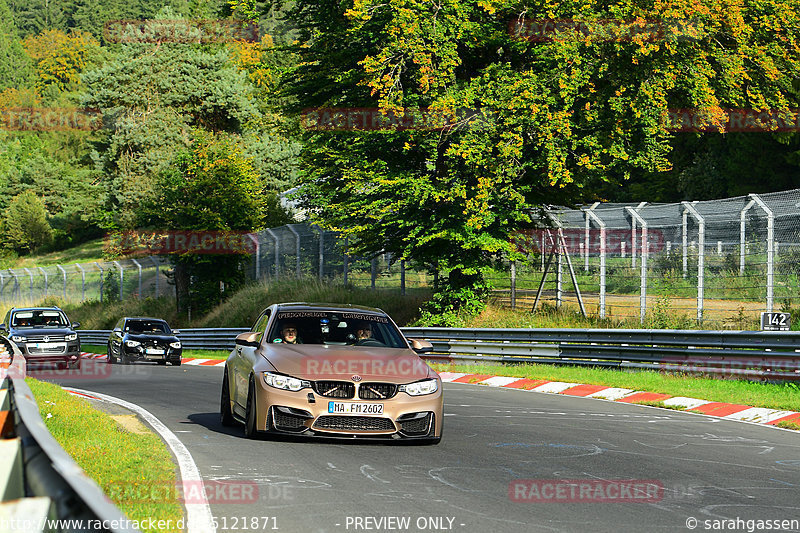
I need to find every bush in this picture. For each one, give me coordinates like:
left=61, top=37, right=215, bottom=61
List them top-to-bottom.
left=2, top=191, right=53, bottom=254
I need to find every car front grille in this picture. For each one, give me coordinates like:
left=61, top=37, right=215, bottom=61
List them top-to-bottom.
left=26, top=335, right=67, bottom=342
left=28, top=344, right=67, bottom=355
left=313, top=381, right=355, bottom=399
left=358, top=383, right=397, bottom=399
left=398, top=413, right=433, bottom=435
left=313, top=416, right=396, bottom=432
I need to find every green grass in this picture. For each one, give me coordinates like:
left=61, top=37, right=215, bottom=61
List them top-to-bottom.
left=13, top=238, right=107, bottom=268
left=430, top=362, right=800, bottom=412
left=26, top=379, right=184, bottom=532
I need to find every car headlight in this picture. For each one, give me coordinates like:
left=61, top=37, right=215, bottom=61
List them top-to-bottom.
left=66, top=333, right=78, bottom=341
left=11, top=335, right=26, bottom=343
left=125, top=340, right=141, bottom=348
left=170, top=341, right=181, bottom=349
left=263, top=372, right=311, bottom=392
left=399, top=378, right=439, bottom=396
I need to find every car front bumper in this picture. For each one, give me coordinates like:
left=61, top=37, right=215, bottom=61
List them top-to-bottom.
left=20, top=342, right=81, bottom=367
left=252, top=378, right=443, bottom=439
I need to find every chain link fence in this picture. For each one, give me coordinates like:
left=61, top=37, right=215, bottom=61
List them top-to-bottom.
left=488, top=189, right=800, bottom=328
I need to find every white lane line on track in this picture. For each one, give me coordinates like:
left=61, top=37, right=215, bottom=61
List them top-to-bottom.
left=66, top=387, right=216, bottom=533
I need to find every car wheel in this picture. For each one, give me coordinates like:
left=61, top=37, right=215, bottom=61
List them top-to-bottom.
left=106, top=344, right=115, bottom=364
left=120, top=352, right=130, bottom=365
left=171, top=358, right=182, bottom=366
left=69, top=360, right=81, bottom=370
left=157, top=360, right=167, bottom=366
left=220, top=369, right=236, bottom=427
left=244, top=377, right=259, bottom=439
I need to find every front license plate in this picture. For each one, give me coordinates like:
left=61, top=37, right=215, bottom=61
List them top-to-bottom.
left=35, top=342, right=60, bottom=349
left=145, top=348, right=165, bottom=355
left=328, top=402, right=384, bottom=415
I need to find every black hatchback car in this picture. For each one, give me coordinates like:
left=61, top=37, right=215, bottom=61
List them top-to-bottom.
left=0, top=307, right=82, bottom=369
left=107, top=317, right=182, bottom=365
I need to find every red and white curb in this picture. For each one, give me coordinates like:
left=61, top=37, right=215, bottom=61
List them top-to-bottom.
left=81, top=352, right=226, bottom=367
left=78, top=353, right=800, bottom=430
left=438, top=372, right=800, bottom=429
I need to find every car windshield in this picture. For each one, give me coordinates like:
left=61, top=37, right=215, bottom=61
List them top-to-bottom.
left=11, top=310, right=69, bottom=328
left=268, top=310, right=407, bottom=348
left=126, top=320, right=170, bottom=334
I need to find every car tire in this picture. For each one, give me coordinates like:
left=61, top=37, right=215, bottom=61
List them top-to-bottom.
left=107, top=344, right=115, bottom=364
left=120, top=352, right=130, bottom=365
left=171, top=358, right=182, bottom=366
left=69, top=360, right=81, bottom=370
left=157, top=360, right=167, bottom=366
left=220, top=369, right=236, bottom=427
left=244, top=378, right=259, bottom=439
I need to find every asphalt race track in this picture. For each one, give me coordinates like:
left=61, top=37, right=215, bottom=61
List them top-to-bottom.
left=47, top=361, right=800, bottom=533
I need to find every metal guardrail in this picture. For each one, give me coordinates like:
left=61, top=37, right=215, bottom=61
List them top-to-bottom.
left=81, top=327, right=800, bottom=380
left=1, top=340, right=138, bottom=532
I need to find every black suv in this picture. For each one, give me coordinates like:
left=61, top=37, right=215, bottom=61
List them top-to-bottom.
left=0, top=307, right=82, bottom=369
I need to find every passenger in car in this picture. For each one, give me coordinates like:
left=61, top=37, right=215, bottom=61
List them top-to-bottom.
left=279, top=323, right=302, bottom=344
left=355, top=323, right=372, bottom=341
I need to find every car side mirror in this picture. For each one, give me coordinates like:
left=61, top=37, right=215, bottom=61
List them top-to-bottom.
left=72, top=322, right=81, bottom=329
left=173, top=329, right=181, bottom=335
left=235, top=332, right=260, bottom=347
left=408, top=338, right=433, bottom=354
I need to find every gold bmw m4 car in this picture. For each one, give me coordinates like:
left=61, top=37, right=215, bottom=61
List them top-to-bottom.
left=220, top=303, right=442, bottom=443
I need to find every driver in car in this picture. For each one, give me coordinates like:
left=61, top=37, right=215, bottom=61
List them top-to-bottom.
left=277, top=323, right=302, bottom=344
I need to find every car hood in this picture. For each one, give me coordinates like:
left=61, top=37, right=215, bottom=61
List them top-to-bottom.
left=13, top=328, right=75, bottom=336
left=125, top=334, right=179, bottom=343
left=263, top=345, right=434, bottom=383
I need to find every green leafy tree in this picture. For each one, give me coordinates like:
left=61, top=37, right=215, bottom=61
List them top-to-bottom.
left=282, top=0, right=800, bottom=324
left=140, top=129, right=283, bottom=314
left=3, top=191, right=54, bottom=254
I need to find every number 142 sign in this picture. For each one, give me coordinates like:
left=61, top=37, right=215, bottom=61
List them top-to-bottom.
left=760, top=312, right=791, bottom=331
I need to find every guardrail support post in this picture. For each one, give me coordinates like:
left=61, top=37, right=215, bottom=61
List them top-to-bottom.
left=749, top=194, right=775, bottom=312
left=682, top=202, right=705, bottom=323
left=56, top=264, right=66, bottom=300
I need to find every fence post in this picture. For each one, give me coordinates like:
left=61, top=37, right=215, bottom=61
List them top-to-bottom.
left=749, top=194, right=774, bottom=313
left=740, top=199, right=755, bottom=275
left=683, top=202, right=705, bottom=322
left=584, top=203, right=600, bottom=271
left=626, top=207, right=648, bottom=324
left=584, top=208, right=607, bottom=318
left=682, top=208, right=689, bottom=278
left=287, top=225, right=302, bottom=277
left=265, top=228, right=280, bottom=278
left=318, top=229, right=325, bottom=279
left=246, top=235, right=259, bottom=281
left=149, top=257, right=159, bottom=297
left=371, top=258, right=377, bottom=289
left=131, top=259, right=142, bottom=299
left=400, top=259, right=406, bottom=296
left=510, top=260, right=516, bottom=310
left=112, top=261, right=123, bottom=300
left=95, top=262, right=104, bottom=303
left=56, top=264, right=66, bottom=300
left=75, top=264, right=86, bottom=301
left=39, top=267, right=48, bottom=297
left=23, top=268, right=34, bottom=303
left=10, top=270, right=19, bottom=301
left=0, top=272, right=4, bottom=302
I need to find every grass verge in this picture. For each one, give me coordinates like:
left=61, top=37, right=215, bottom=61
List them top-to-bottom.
left=429, top=362, right=800, bottom=413
left=26, top=379, right=184, bottom=532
